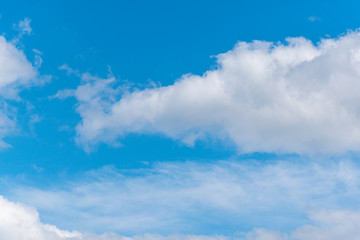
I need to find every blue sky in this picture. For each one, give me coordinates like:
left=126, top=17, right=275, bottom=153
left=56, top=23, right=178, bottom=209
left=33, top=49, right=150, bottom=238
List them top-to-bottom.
left=1, top=0, right=359, bottom=181
left=2, top=1, right=360, bottom=239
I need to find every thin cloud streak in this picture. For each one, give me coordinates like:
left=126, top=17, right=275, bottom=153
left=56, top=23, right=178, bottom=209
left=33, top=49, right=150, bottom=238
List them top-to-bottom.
left=7, top=158, right=360, bottom=234
left=2, top=182, right=360, bottom=239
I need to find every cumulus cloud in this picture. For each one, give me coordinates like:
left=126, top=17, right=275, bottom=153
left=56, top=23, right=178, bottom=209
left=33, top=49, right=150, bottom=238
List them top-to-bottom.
left=59, top=30, right=360, bottom=154
left=0, top=35, right=40, bottom=146
left=0, top=36, right=37, bottom=94
left=8, top=159, right=360, bottom=234
left=1, top=193, right=360, bottom=240
left=0, top=196, right=81, bottom=240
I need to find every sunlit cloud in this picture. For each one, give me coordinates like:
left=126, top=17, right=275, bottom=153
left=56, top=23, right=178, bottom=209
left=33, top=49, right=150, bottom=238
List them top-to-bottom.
left=59, top=30, right=360, bottom=154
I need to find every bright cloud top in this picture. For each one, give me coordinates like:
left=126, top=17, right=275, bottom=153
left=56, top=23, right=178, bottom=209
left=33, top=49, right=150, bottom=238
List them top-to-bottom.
left=60, top=30, right=360, bottom=153
left=0, top=35, right=39, bottom=147
left=0, top=36, right=37, bottom=94
left=0, top=196, right=81, bottom=240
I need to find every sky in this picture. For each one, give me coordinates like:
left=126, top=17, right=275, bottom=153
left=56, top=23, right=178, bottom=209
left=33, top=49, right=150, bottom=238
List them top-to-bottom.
left=1, top=0, right=360, bottom=239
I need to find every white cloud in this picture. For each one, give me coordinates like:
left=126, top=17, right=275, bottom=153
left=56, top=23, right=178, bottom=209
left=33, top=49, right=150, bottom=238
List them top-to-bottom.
left=307, top=16, right=322, bottom=22
left=13, top=18, right=32, bottom=38
left=59, top=30, right=360, bottom=154
left=0, top=35, right=40, bottom=146
left=0, top=36, right=37, bottom=93
left=8, top=159, right=360, bottom=234
left=2, top=193, right=360, bottom=240
left=0, top=194, right=231, bottom=239
left=0, top=195, right=81, bottom=240
left=243, top=210, right=360, bottom=240
left=292, top=210, right=360, bottom=240
left=244, top=229, right=288, bottom=240
left=84, top=233, right=229, bottom=240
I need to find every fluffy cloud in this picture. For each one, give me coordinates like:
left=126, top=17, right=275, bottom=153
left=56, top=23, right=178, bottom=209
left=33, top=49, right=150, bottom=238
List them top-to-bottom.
left=60, top=30, right=360, bottom=153
left=0, top=34, right=40, bottom=146
left=0, top=36, right=37, bottom=94
left=9, top=159, right=360, bottom=234
left=2, top=193, right=360, bottom=240
left=0, top=196, right=81, bottom=240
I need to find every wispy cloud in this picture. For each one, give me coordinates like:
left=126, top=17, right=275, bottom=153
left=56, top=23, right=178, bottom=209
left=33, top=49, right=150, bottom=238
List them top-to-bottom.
left=307, top=16, right=322, bottom=22
left=13, top=18, right=32, bottom=38
left=59, top=30, right=360, bottom=154
left=7, top=158, right=360, bottom=234
left=2, top=193, right=360, bottom=240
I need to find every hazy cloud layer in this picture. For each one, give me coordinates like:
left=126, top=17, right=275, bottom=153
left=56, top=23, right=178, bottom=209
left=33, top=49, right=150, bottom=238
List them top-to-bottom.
left=60, top=30, right=360, bottom=153
left=9, top=158, right=360, bottom=234
left=1, top=194, right=360, bottom=240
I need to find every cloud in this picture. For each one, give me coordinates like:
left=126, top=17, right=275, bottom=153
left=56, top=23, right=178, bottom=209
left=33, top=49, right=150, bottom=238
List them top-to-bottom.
left=307, top=16, right=322, bottom=22
left=13, top=18, right=32, bottom=38
left=59, top=30, right=360, bottom=154
left=0, top=35, right=40, bottom=146
left=0, top=36, right=37, bottom=93
left=8, top=158, right=360, bottom=234
left=2, top=193, right=360, bottom=240
left=0, top=194, right=230, bottom=239
left=0, top=195, right=81, bottom=240
left=244, top=209, right=360, bottom=240
left=291, top=210, right=360, bottom=240
left=84, top=233, right=229, bottom=240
